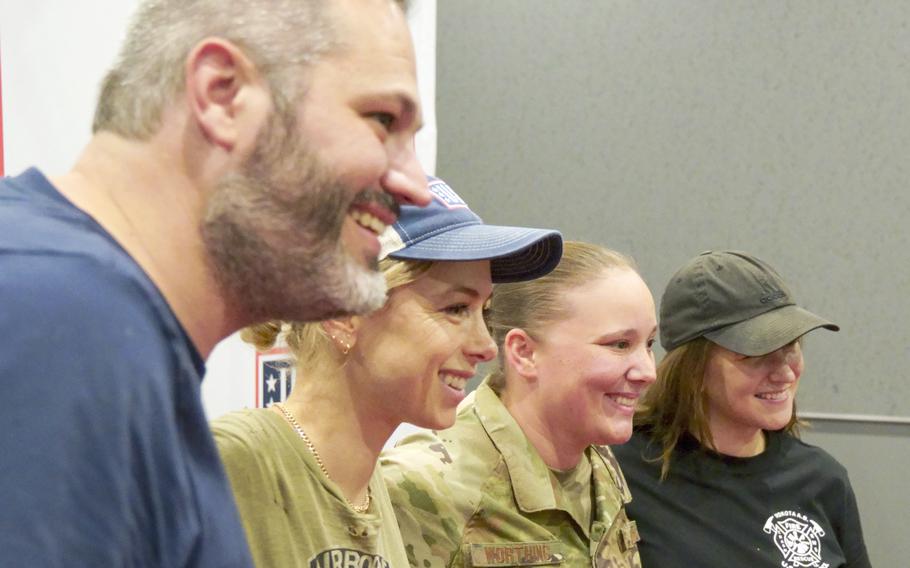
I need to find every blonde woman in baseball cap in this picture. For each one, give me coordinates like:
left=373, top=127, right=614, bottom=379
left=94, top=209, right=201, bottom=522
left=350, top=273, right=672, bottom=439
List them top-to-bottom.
left=211, top=177, right=561, bottom=568
left=612, top=250, right=870, bottom=568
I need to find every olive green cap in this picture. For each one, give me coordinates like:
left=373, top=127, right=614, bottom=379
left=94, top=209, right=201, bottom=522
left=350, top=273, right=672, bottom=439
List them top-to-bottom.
left=659, top=250, right=839, bottom=356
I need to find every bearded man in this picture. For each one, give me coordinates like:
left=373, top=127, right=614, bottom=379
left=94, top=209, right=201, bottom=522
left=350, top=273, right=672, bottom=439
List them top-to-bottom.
left=0, top=0, right=430, bottom=565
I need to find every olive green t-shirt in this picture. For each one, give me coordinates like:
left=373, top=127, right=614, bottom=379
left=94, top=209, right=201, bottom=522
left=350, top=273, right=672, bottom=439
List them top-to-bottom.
left=212, top=409, right=409, bottom=568
left=549, top=453, right=594, bottom=534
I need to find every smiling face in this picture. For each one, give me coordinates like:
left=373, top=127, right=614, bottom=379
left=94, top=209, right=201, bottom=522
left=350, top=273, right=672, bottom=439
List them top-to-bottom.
left=203, top=0, right=429, bottom=324
left=299, top=0, right=429, bottom=266
left=349, top=260, right=497, bottom=430
left=529, top=268, right=658, bottom=449
left=703, top=341, right=804, bottom=454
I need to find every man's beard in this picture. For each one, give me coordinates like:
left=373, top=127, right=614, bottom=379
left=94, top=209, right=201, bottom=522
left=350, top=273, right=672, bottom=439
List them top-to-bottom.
left=201, top=103, right=388, bottom=325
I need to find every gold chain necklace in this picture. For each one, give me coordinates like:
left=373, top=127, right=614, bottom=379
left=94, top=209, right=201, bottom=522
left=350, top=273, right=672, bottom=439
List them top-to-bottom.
left=273, top=403, right=371, bottom=513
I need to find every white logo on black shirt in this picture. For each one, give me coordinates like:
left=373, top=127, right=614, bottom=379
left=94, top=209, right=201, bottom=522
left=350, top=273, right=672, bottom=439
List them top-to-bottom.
left=763, top=511, right=829, bottom=568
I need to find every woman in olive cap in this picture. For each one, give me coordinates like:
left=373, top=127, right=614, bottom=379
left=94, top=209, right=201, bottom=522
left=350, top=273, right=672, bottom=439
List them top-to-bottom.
left=613, top=250, right=870, bottom=568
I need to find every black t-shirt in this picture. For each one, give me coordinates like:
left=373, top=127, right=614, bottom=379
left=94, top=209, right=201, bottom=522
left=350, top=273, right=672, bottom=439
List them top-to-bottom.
left=612, top=428, right=871, bottom=568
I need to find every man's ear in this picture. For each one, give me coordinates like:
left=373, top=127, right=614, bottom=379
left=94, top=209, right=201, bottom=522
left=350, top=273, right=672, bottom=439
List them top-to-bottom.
left=185, top=38, right=269, bottom=151
left=503, top=328, right=538, bottom=380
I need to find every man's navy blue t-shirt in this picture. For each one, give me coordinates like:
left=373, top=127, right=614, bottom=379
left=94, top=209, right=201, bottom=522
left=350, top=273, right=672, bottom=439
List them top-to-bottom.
left=0, top=168, right=253, bottom=566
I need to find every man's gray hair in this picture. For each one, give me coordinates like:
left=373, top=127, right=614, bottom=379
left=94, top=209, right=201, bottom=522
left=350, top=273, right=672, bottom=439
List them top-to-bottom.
left=93, top=0, right=407, bottom=139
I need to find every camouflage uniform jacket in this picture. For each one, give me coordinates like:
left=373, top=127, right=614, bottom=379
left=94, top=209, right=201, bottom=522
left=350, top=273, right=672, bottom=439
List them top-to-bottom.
left=381, top=383, right=642, bottom=567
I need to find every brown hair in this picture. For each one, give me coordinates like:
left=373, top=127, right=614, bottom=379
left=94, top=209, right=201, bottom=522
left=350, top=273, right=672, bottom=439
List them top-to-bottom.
left=484, top=241, right=637, bottom=391
left=242, top=257, right=431, bottom=366
left=636, top=337, right=803, bottom=479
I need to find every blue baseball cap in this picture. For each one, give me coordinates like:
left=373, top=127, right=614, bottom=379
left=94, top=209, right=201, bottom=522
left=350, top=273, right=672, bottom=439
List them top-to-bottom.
left=378, top=176, right=563, bottom=283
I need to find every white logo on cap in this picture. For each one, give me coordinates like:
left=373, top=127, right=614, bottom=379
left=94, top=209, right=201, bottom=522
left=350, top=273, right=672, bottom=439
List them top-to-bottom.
left=429, top=179, right=468, bottom=210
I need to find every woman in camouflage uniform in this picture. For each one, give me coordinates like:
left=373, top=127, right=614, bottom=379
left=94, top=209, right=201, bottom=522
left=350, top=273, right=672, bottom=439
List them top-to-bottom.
left=211, top=177, right=562, bottom=568
left=382, top=241, right=655, bottom=567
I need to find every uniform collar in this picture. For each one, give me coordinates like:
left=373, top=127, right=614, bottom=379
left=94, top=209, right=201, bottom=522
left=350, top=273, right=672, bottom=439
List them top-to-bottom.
left=473, top=383, right=632, bottom=532
left=474, top=383, right=559, bottom=513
